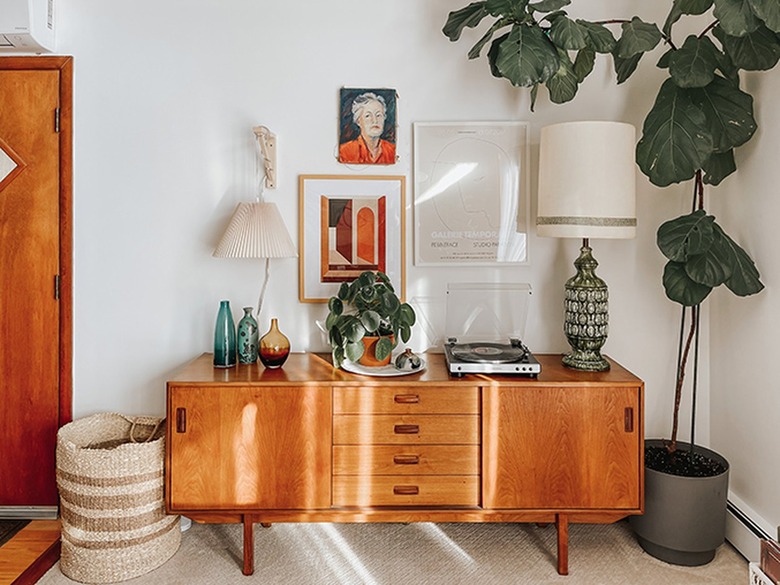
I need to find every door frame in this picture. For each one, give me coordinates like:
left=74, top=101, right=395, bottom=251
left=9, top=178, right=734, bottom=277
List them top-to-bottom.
left=0, top=56, right=73, bottom=427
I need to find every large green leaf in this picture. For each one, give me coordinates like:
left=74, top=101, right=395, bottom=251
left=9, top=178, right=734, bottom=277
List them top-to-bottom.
left=486, top=0, right=524, bottom=17
left=529, top=0, right=570, bottom=11
left=663, top=0, right=713, bottom=37
left=679, top=0, right=715, bottom=13
left=713, top=0, right=762, bottom=36
left=748, top=0, right=780, bottom=31
left=444, top=2, right=489, bottom=42
left=664, top=2, right=684, bottom=36
left=548, top=14, right=588, bottom=50
left=616, top=17, right=663, bottom=58
left=468, top=18, right=511, bottom=59
left=576, top=20, right=617, bottom=53
left=494, top=23, right=559, bottom=86
left=715, top=25, right=780, bottom=70
left=487, top=32, right=510, bottom=78
left=669, top=35, right=720, bottom=88
left=573, top=46, right=596, bottom=82
left=715, top=47, right=740, bottom=83
left=546, top=48, right=579, bottom=103
left=612, top=50, right=643, bottom=84
left=689, top=76, right=756, bottom=152
left=636, top=79, right=714, bottom=186
left=702, top=149, right=737, bottom=184
left=657, top=210, right=716, bottom=262
left=714, top=224, right=765, bottom=295
left=684, top=225, right=735, bottom=286
left=663, top=261, right=713, bottom=306
left=399, top=303, right=417, bottom=326
left=360, top=310, right=380, bottom=334
left=374, top=336, right=394, bottom=361
left=345, top=341, right=365, bottom=363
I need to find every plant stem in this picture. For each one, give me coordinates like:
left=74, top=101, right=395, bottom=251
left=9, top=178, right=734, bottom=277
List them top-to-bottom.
left=689, top=303, right=701, bottom=454
left=669, top=304, right=698, bottom=453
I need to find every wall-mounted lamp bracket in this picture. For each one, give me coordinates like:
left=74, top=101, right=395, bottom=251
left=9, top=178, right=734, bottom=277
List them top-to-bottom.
left=253, top=125, right=277, bottom=189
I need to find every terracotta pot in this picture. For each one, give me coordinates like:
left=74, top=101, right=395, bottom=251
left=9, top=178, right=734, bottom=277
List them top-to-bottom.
left=359, top=335, right=394, bottom=367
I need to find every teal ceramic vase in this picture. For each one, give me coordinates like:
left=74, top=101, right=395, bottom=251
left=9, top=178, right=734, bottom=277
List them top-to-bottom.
left=213, top=300, right=236, bottom=368
left=237, top=307, right=259, bottom=364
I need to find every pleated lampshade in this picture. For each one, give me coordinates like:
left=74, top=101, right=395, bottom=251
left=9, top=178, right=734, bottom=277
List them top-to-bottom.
left=213, top=201, right=297, bottom=259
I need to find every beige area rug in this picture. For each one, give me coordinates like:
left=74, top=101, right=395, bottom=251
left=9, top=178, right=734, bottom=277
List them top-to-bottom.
left=39, top=520, right=746, bottom=585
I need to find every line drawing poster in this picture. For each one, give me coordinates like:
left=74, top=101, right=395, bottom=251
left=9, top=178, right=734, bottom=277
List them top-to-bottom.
left=413, top=122, right=529, bottom=266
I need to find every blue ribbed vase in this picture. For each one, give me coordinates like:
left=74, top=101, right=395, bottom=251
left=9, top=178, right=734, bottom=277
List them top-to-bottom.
left=213, top=300, right=236, bottom=368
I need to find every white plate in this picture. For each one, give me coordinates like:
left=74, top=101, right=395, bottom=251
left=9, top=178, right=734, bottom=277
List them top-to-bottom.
left=341, top=358, right=426, bottom=377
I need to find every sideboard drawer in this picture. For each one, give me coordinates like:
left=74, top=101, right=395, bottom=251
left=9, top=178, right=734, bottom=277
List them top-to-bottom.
left=333, top=386, right=479, bottom=415
left=333, top=415, right=479, bottom=445
left=333, top=445, right=479, bottom=475
left=333, top=475, right=479, bottom=507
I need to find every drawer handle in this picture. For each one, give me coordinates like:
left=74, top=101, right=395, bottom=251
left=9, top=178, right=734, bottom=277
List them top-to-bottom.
left=394, top=394, right=420, bottom=404
left=624, top=407, right=634, bottom=433
left=176, top=408, right=186, bottom=433
left=394, top=424, right=419, bottom=435
left=393, top=454, right=420, bottom=465
left=393, top=485, right=419, bottom=496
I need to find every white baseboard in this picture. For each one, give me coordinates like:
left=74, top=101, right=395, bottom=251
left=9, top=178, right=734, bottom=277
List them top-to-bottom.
left=726, top=493, right=775, bottom=562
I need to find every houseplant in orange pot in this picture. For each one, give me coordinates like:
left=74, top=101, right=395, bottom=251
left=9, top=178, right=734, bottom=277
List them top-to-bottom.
left=442, top=0, right=777, bottom=565
left=325, top=270, right=416, bottom=368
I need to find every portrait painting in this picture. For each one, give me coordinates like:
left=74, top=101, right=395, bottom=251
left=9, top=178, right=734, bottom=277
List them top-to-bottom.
left=338, top=87, right=397, bottom=165
left=299, top=175, right=406, bottom=303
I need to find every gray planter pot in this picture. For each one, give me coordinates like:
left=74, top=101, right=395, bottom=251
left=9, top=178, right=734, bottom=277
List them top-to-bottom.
left=629, top=439, right=729, bottom=566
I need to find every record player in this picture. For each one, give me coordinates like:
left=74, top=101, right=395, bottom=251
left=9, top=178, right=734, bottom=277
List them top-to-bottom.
left=443, top=283, right=541, bottom=377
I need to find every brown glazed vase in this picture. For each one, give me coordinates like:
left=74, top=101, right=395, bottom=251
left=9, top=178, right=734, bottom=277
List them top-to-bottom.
left=259, top=318, right=290, bottom=369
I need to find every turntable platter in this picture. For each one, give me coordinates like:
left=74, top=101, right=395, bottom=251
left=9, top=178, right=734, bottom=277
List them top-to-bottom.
left=450, top=342, right=526, bottom=364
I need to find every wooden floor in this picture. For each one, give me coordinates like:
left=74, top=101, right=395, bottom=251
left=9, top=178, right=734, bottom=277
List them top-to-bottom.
left=0, top=521, right=60, bottom=585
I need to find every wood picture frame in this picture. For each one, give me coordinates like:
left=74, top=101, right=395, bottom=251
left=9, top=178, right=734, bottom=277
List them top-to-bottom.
left=413, top=121, right=529, bottom=266
left=298, top=175, right=406, bottom=303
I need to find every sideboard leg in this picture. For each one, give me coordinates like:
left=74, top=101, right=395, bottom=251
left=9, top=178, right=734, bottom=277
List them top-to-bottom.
left=556, top=513, right=569, bottom=575
left=242, top=515, right=254, bottom=576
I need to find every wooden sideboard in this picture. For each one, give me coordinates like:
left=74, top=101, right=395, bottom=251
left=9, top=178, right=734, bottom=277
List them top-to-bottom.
left=165, top=352, right=644, bottom=576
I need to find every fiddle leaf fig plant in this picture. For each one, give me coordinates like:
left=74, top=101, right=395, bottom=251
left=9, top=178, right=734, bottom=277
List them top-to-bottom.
left=444, top=0, right=778, bottom=456
left=325, top=271, right=416, bottom=368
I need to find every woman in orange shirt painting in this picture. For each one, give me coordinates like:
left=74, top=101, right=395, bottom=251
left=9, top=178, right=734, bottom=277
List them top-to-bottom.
left=338, top=92, right=396, bottom=165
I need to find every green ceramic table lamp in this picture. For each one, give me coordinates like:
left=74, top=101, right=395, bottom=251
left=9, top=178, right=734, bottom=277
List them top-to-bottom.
left=537, top=121, right=636, bottom=371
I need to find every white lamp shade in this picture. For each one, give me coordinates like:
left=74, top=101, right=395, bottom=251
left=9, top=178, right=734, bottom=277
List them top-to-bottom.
left=537, top=121, right=636, bottom=239
left=213, top=201, right=298, bottom=258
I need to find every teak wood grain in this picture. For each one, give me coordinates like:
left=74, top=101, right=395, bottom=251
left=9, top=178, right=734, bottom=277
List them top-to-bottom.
left=0, top=57, right=73, bottom=509
left=165, top=352, right=644, bottom=577
left=168, top=385, right=331, bottom=510
left=482, top=385, right=641, bottom=510
left=333, top=386, right=479, bottom=414
left=333, top=414, right=479, bottom=445
left=333, top=444, right=480, bottom=475
left=332, top=475, right=480, bottom=507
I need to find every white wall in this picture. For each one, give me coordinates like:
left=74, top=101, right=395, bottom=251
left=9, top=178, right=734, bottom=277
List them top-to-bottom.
left=56, top=2, right=706, bottom=468
left=710, top=68, right=780, bottom=538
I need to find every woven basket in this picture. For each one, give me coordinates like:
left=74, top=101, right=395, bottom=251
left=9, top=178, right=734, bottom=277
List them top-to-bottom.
left=56, top=413, right=180, bottom=583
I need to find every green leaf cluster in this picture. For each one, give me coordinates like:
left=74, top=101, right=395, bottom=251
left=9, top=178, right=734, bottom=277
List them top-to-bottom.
left=443, top=0, right=776, bottom=308
left=443, top=0, right=629, bottom=108
left=657, top=210, right=764, bottom=305
left=325, top=271, right=416, bottom=367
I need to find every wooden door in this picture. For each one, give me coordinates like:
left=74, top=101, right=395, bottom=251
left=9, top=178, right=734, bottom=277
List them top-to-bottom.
left=0, top=57, right=72, bottom=513
left=167, top=385, right=332, bottom=511
left=483, top=385, right=641, bottom=510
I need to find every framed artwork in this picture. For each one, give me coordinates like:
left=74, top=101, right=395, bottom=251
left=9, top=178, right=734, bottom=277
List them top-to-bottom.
left=338, top=87, right=397, bottom=165
left=413, top=121, right=529, bottom=266
left=299, top=175, right=406, bottom=303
